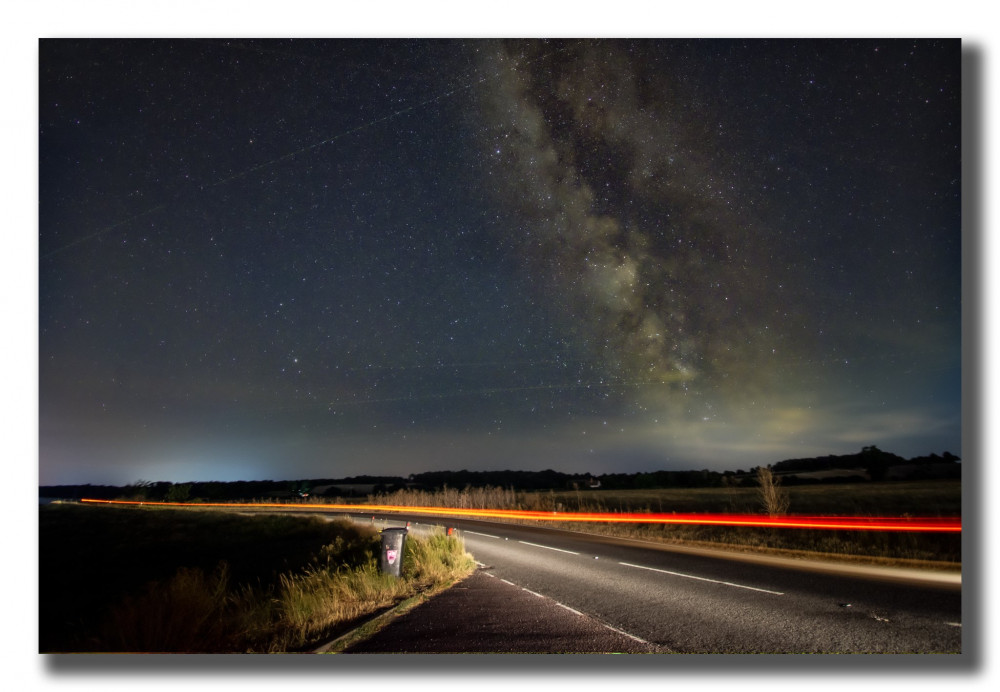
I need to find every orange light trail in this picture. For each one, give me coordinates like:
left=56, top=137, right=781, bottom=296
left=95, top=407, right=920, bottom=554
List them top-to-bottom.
left=78, top=499, right=961, bottom=533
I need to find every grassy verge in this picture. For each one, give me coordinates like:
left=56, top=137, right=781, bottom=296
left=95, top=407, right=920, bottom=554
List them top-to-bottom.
left=39, top=504, right=475, bottom=653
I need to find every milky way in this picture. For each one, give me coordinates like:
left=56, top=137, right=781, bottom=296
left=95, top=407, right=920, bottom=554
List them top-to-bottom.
left=478, top=41, right=823, bottom=418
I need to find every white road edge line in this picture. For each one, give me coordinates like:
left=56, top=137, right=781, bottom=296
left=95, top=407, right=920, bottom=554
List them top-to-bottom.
left=465, top=531, right=501, bottom=539
left=518, top=540, right=579, bottom=555
left=620, top=561, right=784, bottom=595
left=489, top=571, right=658, bottom=648
left=557, top=603, right=585, bottom=617
left=602, top=622, right=655, bottom=645
left=945, top=622, right=962, bottom=627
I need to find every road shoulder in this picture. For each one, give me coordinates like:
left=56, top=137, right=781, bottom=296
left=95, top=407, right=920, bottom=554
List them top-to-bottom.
left=329, top=567, right=664, bottom=654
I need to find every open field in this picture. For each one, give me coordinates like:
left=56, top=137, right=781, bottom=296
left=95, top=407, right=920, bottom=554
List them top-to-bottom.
left=527, top=479, right=961, bottom=516
left=365, top=480, right=961, bottom=566
left=39, top=503, right=475, bottom=653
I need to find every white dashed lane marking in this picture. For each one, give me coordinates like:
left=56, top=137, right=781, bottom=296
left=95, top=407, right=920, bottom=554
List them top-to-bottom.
left=465, top=531, right=501, bottom=539
left=518, top=540, right=579, bottom=555
left=620, top=561, right=784, bottom=595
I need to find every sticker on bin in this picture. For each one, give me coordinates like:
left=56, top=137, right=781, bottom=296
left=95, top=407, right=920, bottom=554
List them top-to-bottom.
left=386, top=549, right=398, bottom=565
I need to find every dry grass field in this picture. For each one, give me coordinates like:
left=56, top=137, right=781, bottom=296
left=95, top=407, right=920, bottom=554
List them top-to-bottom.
left=39, top=503, right=475, bottom=652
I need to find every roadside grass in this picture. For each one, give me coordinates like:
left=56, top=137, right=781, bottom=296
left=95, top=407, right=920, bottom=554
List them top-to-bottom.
left=364, top=480, right=961, bottom=566
left=39, top=503, right=475, bottom=653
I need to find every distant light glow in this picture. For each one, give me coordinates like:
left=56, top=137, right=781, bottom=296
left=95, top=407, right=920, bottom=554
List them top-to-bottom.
left=79, top=499, right=961, bottom=533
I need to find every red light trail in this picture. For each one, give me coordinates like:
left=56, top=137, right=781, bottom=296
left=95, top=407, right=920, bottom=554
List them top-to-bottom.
left=78, top=499, right=961, bottom=533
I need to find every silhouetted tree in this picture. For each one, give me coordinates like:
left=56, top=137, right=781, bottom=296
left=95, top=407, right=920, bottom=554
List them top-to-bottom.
left=860, top=445, right=896, bottom=481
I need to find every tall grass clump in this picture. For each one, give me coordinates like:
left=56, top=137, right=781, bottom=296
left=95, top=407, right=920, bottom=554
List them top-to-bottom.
left=756, top=466, right=790, bottom=517
left=369, top=484, right=517, bottom=510
left=267, top=531, right=475, bottom=652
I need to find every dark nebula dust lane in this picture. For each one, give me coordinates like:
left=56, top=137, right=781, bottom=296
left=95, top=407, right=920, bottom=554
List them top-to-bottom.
left=38, top=39, right=961, bottom=484
left=477, top=41, right=792, bottom=400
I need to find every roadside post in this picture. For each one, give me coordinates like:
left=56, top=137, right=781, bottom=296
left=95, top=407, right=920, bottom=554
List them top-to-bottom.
left=379, top=527, right=408, bottom=577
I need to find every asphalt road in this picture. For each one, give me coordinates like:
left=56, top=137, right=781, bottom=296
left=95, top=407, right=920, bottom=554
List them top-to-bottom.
left=347, top=514, right=961, bottom=654
left=343, top=568, right=664, bottom=653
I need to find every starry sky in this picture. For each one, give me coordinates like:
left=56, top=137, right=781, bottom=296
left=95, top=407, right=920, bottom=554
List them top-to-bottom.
left=38, top=38, right=962, bottom=486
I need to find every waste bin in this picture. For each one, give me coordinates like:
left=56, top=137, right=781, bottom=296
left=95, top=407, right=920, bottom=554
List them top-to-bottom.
left=379, top=527, right=408, bottom=577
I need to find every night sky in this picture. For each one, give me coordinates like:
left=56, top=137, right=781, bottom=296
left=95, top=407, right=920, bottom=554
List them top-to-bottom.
left=38, top=39, right=962, bottom=486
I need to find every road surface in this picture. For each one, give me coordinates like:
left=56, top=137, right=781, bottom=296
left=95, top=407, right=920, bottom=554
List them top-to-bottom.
left=351, top=514, right=961, bottom=654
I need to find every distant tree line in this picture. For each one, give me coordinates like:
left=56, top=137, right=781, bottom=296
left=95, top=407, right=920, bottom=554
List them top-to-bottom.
left=771, top=446, right=960, bottom=482
left=39, top=447, right=960, bottom=501
left=408, top=468, right=582, bottom=491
